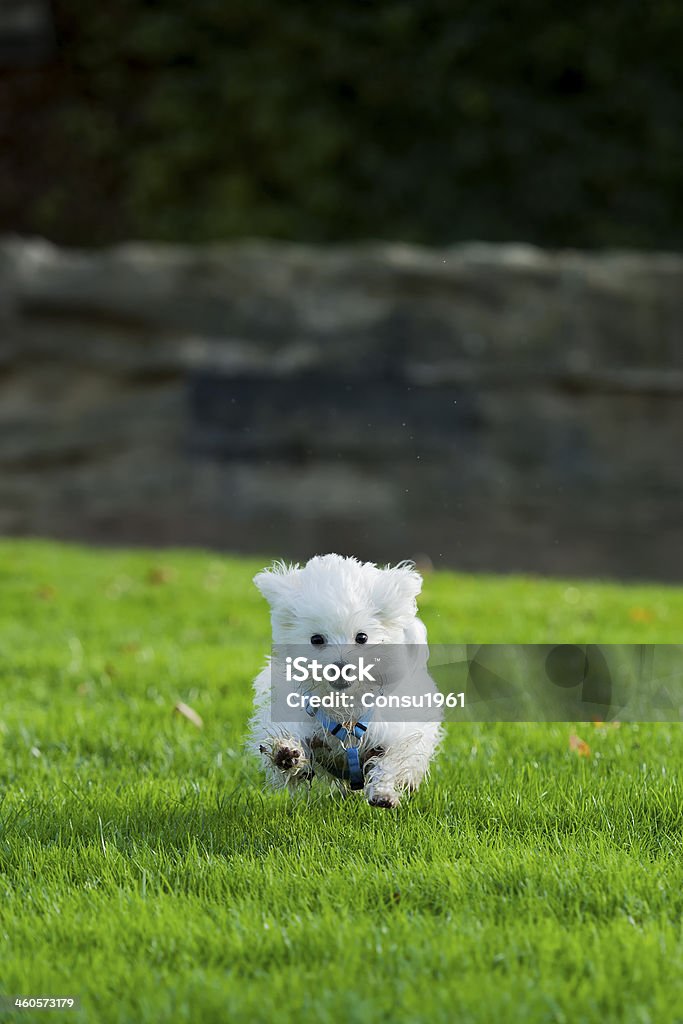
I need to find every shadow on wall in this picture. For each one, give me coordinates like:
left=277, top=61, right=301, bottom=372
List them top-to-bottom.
left=1, top=237, right=682, bottom=581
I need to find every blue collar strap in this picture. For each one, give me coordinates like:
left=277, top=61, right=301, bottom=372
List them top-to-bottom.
left=304, top=698, right=369, bottom=790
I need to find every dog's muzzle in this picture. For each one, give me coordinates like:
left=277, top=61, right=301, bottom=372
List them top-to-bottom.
left=328, top=661, right=351, bottom=690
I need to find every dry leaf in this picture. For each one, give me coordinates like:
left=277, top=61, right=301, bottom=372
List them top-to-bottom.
left=147, top=566, right=175, bottom=585
left=36, top=584, right=56, bottom=600
left=629, top=607, right=654, bottom=623
left=174, top=702, right=203, bottom=729
left=569, top=733, right=591, bottom=757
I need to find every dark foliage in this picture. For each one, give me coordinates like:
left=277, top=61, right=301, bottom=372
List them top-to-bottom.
left=1, top=0, right=682, bottom=247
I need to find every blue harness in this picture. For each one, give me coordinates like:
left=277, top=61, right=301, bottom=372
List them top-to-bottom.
left=304, top=698, right=370, bottom=790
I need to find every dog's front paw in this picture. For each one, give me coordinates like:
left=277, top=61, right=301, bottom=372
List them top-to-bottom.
left=261, top=739, right=311, bottom=781
left=273, top=745, right=302, bottom=772
left=365, top=784, right=400, bottom=809
left=369, top=795, right=398, bottom=809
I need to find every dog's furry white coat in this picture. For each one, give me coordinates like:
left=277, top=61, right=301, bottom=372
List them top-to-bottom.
left=248, top=554, right=442, bottom=808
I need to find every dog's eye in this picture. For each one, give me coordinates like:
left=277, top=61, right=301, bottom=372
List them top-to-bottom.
left=355, top=632, right=368, bottom=645
left=310, top=634, right=326, bottom=646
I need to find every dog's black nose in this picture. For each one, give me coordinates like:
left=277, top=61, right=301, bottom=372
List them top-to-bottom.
left=329, top=660, right=351, bottom=689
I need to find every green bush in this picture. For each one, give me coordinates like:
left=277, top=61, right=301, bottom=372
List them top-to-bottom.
left=2, top=0, right=682, bottom=247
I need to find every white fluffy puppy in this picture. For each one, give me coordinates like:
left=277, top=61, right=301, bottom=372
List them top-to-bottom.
left=248, top=554, right=442, bottom=808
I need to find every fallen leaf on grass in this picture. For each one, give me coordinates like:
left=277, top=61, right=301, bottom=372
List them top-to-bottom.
left=412, top=553, right=434, bottom=574
left=147, top=566, right=176, bottom=585
left=36, top=584, right=56, bottom=600
left=629, top=607, right=654, bottom=623
left=174, top=702, right=203, bottom=729
left=569, top=734, right=591, bottom=757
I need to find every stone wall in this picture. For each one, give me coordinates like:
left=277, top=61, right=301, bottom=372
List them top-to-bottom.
left=1, top=237, right=681, bottom=580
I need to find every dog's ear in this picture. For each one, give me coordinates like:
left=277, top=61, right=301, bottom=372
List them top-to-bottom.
left=253, top=561, right=301, bottom=608
left=372, top=561, right=423, bottom=624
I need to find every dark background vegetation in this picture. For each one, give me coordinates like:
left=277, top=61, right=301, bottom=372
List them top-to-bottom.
left=1, top=0, right=683, bottom=249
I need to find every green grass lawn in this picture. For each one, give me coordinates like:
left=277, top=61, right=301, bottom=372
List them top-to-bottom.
left=1, top=539, right=682, bottom=1024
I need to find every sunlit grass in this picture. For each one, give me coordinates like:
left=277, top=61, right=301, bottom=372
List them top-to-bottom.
left=0, top=539, right=682, bottom=1023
